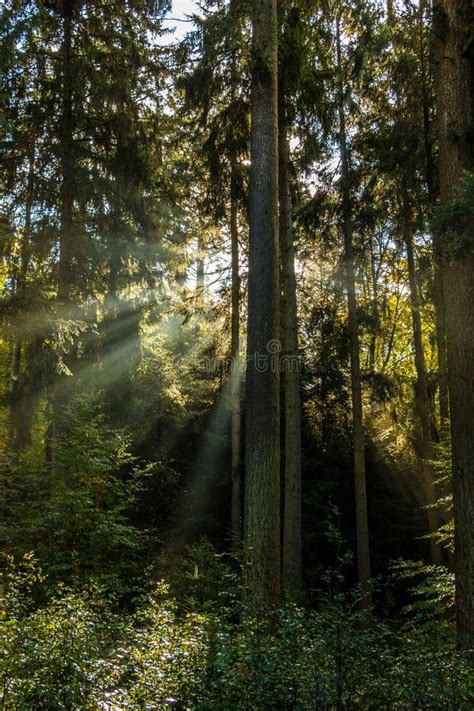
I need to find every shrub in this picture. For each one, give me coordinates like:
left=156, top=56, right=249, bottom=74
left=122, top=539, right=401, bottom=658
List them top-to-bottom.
left=1, top=555, right=473, bottom=710
left=0, top=556, right=116, bottom=710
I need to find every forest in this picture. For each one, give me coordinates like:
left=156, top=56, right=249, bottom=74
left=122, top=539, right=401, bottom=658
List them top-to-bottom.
left=0, top=0, right=473, bottom=707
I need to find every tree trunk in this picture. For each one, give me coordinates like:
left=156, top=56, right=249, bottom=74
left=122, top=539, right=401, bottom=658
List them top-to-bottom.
left=52, top=0, right=76, bottom=466
left=244, top=0, right=280, bottom=610
left=418, top=0, right=450, bottom=436
left=433, top=0, right=474, bottom=650
left=58, top=1, right=75, bottom=303
left=228, top=5, right=242, bottom=550
left=336, top=23, right=371, bottom=609
left=278, top=76, right=302, bottom=594
left=8, top=151, right=34, bottom=452
left=230, top=160, right=241, bottom=547
left=401, top=176, right=443, bottom=565
left=368, top=233, right=378, bottom=374
left=195, top=235, right=205, bottom=290
left=433, top=264, right=450, bottom=436
left=7, top=340, right=22, bottom=450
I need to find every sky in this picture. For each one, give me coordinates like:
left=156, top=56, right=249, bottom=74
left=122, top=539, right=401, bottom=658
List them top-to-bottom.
left=162, top=0, right=199, bottom=43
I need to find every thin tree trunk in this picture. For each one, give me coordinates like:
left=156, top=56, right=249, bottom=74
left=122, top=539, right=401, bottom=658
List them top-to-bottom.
left=52, top=0, right=76, bottom=467
left=228, top=0, right=242, bottom=551
left=244, top=0, right=280, bottom=610
left=418, top=0, right=450, bottom=436
left=419, top=0, right=436, bottom=202
left=433, top=0, right=474, bottom=650
left=58, top=1, right=75, bottom=303
left=420, top=15, right=452, bottom=554
left=336, top=23, right=371, bottom=610
left=278, top=76, right=302, bottom=594
left=8, top=151, right=34, bottom=452
left=20, top=153, right=34, bottom=284
left=230, top=160, right=241, bottom=547
left=401, top=176, right=443, bottom=565
left=368, top=233, right=378, bottom=374
left=196, top=235, right=205, bottom=290
left=433, top=263, right=449, bottom=436
left=7, top=341, right=22, bottom=450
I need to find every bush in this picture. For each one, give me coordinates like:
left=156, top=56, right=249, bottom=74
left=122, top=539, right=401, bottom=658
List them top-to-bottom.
left=2, top=393, right=148, bottom=599
left=0, top=555, right=473, bottom=710
left=0, top=556, right=116, bottom=710
left=106, top=582, right=209, bottom=709
left=199, top=603, right=474, bottom=710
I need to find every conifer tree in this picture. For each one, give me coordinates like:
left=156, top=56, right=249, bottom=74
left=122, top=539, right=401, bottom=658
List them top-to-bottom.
left=244, top=0, right=281, bottom=609
left=433, top=0, right=474, bottom=650
left=278, top=1, right=303, bottom=595
left=336, top=16, right=371, bottom=609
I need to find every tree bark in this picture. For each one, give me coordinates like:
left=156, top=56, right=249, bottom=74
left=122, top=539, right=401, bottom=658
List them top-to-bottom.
left=51, top=0, right=76, bottom=467
left=244, top=0, right=280, bottom=610
left=418, top=0, right=450, bottom=436
left=433, top=0, right=474, bottom=650
left=58, top=1, right=75, bottom=303
left=228, top=5, right=242, bottom=550
left=337, top=23, right=372, bottom=609
left=278, top=76, right=302, bottom=594
left=8, top=151, right=34, bottom=452
left=230, top=160, right=241, bottom=547
left=401, top=176, right=443, bottom=565
left=368, top=232, right=380, bottom=375
left=195, top=235, right=205, bottom=290
left=433, top=263, right=450, bottom=436
left=7, top=340, right=22, bottom=450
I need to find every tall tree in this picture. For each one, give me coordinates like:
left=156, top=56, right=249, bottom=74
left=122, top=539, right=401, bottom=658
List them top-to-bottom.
left=50, top=0, right=77, bottom=467
left=57, top=0, right=75, bottom=304
left=244, top=0, right=281, bottom=609
left=416, top=0, right=449, bottom=436
left=433, top=0, right=474, bottom=649
left=229, top=12, right=243, bottom=548
left=336, top=19, right=371, bottom=609
left=278, top=65, right=302, bottom=594
left=230, top=144, right=241, bottom=546
left=8, top=151, right=34, bottom=452
left=400, top=175, right=442, bottom=564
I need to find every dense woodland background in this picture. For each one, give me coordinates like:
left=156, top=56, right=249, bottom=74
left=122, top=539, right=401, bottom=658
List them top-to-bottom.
left=0, top=0, right=473, bottom=708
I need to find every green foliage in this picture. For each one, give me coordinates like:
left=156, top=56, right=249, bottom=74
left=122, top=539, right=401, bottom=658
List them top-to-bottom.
left=1, top=1, right=474, bottom=707
left=2, top=393, right=148, bottom=596
left=429, top=440, right=455, bottom=553
left=174, top=539, right=241, bottom=614
left=0, top=555, right=119, bottom=710
left=1, top=557, right=473, bottom=711
left=391, top=558, right=455, bottom=620
left=109, top=583, right=209, bottom=709
left=198, top=587, right=471, bottom=710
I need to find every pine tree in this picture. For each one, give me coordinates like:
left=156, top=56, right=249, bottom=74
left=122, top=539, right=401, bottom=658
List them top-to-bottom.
left=244, top=0, right=281, bottom=609
left=433, top=0, right=474, bottom=650
left=278, top=2, right=303, bottom=595
left=336, top=17, right=371, bottom=610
